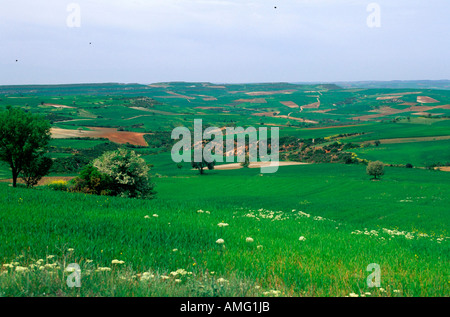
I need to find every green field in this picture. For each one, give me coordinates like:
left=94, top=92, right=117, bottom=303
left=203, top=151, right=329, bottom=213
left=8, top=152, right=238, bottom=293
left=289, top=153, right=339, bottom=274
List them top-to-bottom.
left=0, top=82, right=449, bottom=297
left=349, top=139, right=450, bottom=167
left=0, top=164, right=448, bottom=297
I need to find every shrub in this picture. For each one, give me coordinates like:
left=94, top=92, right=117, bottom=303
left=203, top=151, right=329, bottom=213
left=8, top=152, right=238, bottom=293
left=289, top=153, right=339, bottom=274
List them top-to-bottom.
left=92, top=148, right=155, bottom=199
left=69, top=164, right=113, bottom=196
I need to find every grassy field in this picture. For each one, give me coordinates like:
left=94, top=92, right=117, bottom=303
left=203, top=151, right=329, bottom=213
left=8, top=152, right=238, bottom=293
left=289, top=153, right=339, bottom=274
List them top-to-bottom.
left=0, top=82, right=449, bottom=297
left=349, top=139, right=450, bottom=167
left=0, top=164, right=448, bottom=297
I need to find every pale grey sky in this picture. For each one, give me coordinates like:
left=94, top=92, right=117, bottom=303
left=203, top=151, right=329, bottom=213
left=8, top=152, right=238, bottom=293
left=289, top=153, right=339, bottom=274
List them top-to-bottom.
left=0, top=0, right=448, bottom=85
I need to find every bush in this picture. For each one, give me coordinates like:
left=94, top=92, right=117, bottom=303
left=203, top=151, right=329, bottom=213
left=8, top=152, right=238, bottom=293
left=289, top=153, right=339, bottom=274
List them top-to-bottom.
left=92, top=148, right=155, bottom=199
left=405, top=163, right=413, bottom=168
left=69, top=164, right=113, bottom=196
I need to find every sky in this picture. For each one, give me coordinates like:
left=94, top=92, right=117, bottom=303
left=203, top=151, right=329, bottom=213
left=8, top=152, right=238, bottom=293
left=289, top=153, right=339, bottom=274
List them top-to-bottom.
left=0, top=0, right=449, bottom=85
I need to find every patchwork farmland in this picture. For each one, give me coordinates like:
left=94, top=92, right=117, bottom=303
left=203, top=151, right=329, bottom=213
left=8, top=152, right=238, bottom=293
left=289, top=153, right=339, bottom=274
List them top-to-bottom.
left=0, top=81, right=449, bottom=298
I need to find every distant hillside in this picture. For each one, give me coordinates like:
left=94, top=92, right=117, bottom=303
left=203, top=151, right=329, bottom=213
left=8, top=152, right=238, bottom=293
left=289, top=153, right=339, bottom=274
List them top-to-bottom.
left=332, top=80, right=450, bottom=90
left=0, top=83, right=152, bottom=96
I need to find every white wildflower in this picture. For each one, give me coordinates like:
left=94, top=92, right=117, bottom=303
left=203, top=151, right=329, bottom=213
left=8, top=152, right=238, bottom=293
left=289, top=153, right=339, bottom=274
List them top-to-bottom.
left=15, top=266, right=29, bottom=273
left=97, top=267, right=111, bottom=272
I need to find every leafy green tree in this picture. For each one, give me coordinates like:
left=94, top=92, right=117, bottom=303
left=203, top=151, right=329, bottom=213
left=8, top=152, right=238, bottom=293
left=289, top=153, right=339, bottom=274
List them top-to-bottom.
left=0, top=106, right=51, bottom=187
left=20, top=155, right=53, bottom=188
left=192, top=158, right=215, bottom=175
left=367, top=160, right=385, bottom=179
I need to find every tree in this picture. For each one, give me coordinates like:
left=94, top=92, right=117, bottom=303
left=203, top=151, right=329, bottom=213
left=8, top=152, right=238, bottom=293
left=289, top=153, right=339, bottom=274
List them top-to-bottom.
left=0, top=106, right=51, bottom=187
left=374, top=140, right=381, bottom=147
left=92, top=148, right=155, bottom=199
left=241, top=153, right=250, bottom=168
left=20, top=155, right=53, bottom=188
left=192, top=158, right=215, bottom=175
left=367, top=161, right=385, bottom=179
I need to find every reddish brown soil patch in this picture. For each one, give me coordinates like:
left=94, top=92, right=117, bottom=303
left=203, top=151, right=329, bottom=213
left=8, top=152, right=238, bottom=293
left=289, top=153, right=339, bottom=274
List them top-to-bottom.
left=417, top=96, right=439, bottom=103
left=234, top=98, right=267, bottom=104
left=280, top=101, right=299, bottom=108
left=302, top=102, right=320, bottom=109
left=44, top=103, right=76, bottom=109
left=195, top=106, right=225, bottom=110
left=353, top=106, right=403, bottom=121
left=252, top=111, right=279, bottom=117
left=412, top=112, right=444, bottom=116
left=275, top=115, right=318, bottom=123
left=51, top=127, right=148, bottom=146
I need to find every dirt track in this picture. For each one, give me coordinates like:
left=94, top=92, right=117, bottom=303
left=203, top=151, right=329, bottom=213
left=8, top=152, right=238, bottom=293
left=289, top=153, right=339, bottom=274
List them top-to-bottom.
left=214, top=161, right=310, bottom=170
